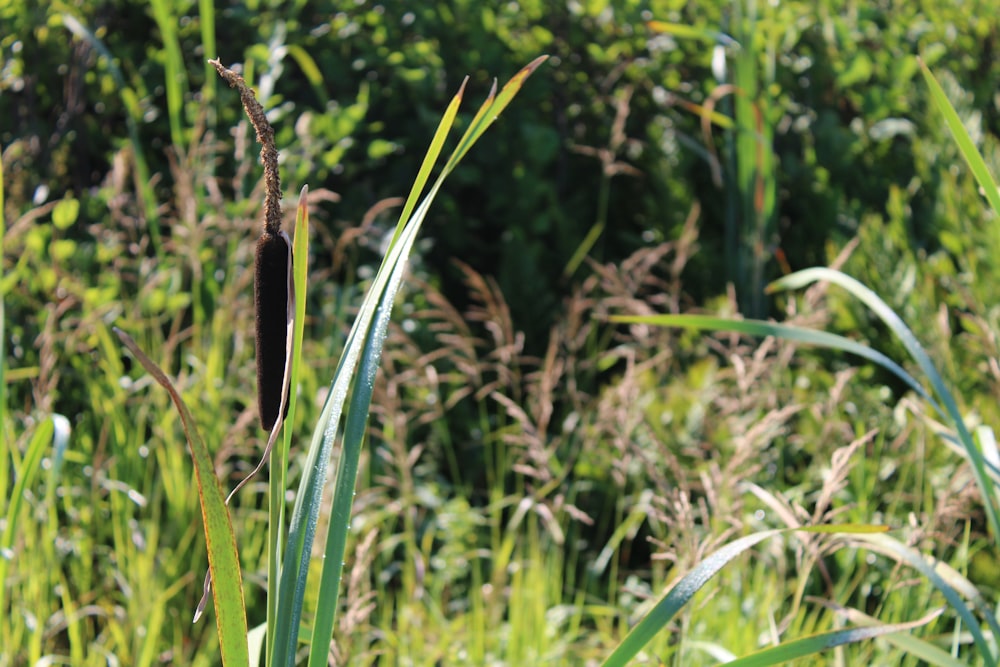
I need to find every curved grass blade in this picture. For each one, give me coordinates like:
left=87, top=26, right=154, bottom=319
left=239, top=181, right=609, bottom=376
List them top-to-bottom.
left=647, top=20, right=738, bottom=47
left=285, top=45, right=328, bottom=106
left=443, top=55, right=549, bottom=173
left=309, top=62, right=548, bottom=662
left=304, top=118, right=496, bottom=667
left=267, top=122, right=461, bottom=667
left=272, top=189, right=424, bottom=667
left=306, top=220, right=417, bottom=667
left=766, top=268, right=1000, bottom=544
left=611, top=313, right=942, bottom=418
left=113, top=329, right=248, bottom=666
left=921, top=422, right=1000, bottom=487
left=601, top=525, right=888, bottom=667
left=601, top=529, right=781, bottom=666
left=851, top=532, right=1000, bottom=663
left=816, top=603, right=971, bottom=667
left=721, top=610, right=943, bottom=667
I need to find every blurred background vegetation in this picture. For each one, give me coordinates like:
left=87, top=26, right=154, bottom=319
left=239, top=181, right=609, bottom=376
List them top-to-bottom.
left=3, top=0, right=1000, bottom=664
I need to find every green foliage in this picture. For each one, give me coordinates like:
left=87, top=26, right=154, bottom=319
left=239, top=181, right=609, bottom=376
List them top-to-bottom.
left=4, top=0, right=1000, bottom=664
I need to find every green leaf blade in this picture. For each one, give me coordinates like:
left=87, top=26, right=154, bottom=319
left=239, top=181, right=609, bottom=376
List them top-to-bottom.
left=918, top=59, right=1000, bottom=219
left=611, top=313, right=941, bottom=415
left=113, top=328, right=248, bottom=666
left=601, top=530, right=782, bottom=666
left=721, top=610, right=943, bottom=667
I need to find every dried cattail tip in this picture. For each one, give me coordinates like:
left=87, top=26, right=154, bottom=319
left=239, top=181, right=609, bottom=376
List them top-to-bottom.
left=255, top=230, right=291, bottom=431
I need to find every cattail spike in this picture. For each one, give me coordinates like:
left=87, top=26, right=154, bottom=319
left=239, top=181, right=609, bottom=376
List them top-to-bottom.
left=254, top=230, right=291, bottom=431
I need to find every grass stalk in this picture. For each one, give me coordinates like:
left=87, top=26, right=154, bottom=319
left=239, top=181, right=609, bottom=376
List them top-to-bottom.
left=148, top=0, right=189, bottom=151
left=199, top=0, right=218, bottom=138
left=728, top=0, right=776, bottom=317
left=0, top=147, right=5, bottom=445
left=0, top=418, right=53, bottom=624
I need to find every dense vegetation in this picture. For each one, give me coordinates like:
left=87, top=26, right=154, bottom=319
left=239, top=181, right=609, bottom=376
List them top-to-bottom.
left=3, top=0, right=999, bottom=664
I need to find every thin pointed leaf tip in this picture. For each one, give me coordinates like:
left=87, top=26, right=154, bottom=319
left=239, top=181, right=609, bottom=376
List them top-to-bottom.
left=504, top=55, right=549, bottom=94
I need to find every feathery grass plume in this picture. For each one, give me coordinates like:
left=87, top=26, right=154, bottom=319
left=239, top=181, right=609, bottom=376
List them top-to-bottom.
left=209, top=58, right=291, bottom=432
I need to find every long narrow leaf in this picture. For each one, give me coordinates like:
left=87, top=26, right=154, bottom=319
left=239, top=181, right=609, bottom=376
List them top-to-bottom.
left=148, top=0, right=188, bottom=150
left=198, top=0, right=216, bottom=137
left=647, top=20, right=738, bottom=46
left=285, top=45, right=328, bottom=106
left=444, top=55, right=548, bottom=172
left=918, top=59, right=1000, bottom=218
left=389, top=79, right=468, bottom=246
left=269, top=116, right=459, bottom=667
left=303, top=160, right=470, bottom=664
left=307, top=210, right=426, bottom=666
left=611, top=313, right=942, bottom=418
left=114, top=329, right=248, bottom=666
left=0, top=418, right=53, bottom=619
left=600, top=525, right=956, bottom=667
left=818, top=603, right=971, bottom=667
left=721, top=610, right=943, bottom=666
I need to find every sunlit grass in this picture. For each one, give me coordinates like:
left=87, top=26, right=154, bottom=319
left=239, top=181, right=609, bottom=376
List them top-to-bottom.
left=3, top=9, right=999, bottom=667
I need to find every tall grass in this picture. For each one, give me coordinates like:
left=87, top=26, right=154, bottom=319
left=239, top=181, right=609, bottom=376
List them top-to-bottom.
left=4, top=5, right=999, bottom=666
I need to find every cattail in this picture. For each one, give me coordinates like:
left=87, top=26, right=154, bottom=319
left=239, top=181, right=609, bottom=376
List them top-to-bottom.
left=210, top=58, right=291, bottom=432
left=255, top=229, right=290, bottom=431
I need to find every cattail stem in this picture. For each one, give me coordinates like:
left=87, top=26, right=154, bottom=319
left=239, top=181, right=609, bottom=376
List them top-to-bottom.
left=209, top=58, right=282, bottom=235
